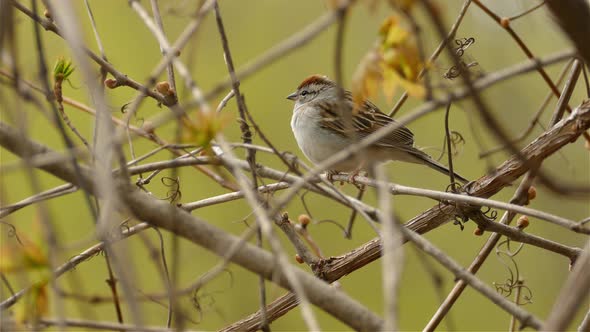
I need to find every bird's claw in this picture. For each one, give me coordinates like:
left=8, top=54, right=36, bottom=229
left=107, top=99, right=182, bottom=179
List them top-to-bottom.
left=326, top=170, right=339, bottom=183
left=347, top=172, right=358, bottom=183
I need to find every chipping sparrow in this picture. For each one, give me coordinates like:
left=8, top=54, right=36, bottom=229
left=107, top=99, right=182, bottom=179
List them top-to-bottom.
left=287, top=75, right=468, bottom=183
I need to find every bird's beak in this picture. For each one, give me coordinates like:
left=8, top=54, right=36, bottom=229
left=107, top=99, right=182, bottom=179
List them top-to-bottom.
left=286, top=92, right=298, bottom=101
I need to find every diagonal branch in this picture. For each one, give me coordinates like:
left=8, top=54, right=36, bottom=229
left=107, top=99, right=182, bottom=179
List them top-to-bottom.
left=545, top=0, right=590, bottom=66
left=220, top=100, right=590, bottom=330
left=0, top=121, right=384, bottom=332
left=542, top=239, right=590, bottom=331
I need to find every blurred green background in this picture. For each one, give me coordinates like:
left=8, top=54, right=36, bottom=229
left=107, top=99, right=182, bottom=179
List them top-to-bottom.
left=1, top=0, right=589, bottom=330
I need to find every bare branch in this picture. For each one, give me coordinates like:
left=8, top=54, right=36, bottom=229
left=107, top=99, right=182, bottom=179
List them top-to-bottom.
left=545, top=0, right=590, bottom=65
left=219, top=99, right=590, bottom=329
left=0, top=121, right=384, bottom=332
left=425, top=170, right=540, bottom=331
left=543, top=240, right=590, bottom=331
left=40, top=318, right=195, bottom=332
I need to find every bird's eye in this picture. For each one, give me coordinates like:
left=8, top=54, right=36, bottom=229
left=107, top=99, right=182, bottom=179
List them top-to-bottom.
left=300, top=91, right=308, bottom=96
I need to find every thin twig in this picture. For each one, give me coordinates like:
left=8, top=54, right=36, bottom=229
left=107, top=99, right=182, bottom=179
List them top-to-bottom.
left=150, top=0, right=176, bottom=92
left=390, top=0, right=473, bottom=117
left=424, top=0, right=589, bottom=195
left=473, top=0, right=590, bottom=147
left=507, top=1, right=546, bottom=21
left=12, top=2, right=168, bottom=104
left=203, top=2, right=352, bottom=100
left=212, top=4, right=267, bottom=329
left=479, top=58, right=574, bottom=158
left=550, top=59, right=582, bottom=126
left=218, top=99, right=590, bottom=330
left=444, top=102, right=457, bottom=186
left=0, top=120, right=385, bottom=330
left=214, top=136, right=322, bottom=331
left=375, top=164, right=403, bottom=332
left=424, top=169, right=539, bottom=331
left=0, top=184, right=77, bottom=218
left=344, top=186, right=365, bottom=238
left=0, top=223, right=150, bottom=309
left=401, top=226, right=543, bottom=330
left=543, top=240, right=590, bottom=331
left=509, top=279, right=524, bottom=332
left=578, top=309, right=590, bottom=332
left=39, top=318, right=193, bottom=332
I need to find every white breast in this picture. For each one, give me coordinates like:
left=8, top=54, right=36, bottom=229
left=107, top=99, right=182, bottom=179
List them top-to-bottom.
left=291, top=106, right=357, bottom=170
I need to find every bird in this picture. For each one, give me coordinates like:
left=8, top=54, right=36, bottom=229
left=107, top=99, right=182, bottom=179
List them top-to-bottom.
left=286, top=74, right=468, bottom=183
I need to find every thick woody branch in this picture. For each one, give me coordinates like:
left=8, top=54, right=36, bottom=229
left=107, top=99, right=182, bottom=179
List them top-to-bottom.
left=220, top=100, right=590, bottom=330
left=326, top=100, right=590, bottom=276
left=0, top=121, right=383, bottom=332
left=424, top=169, right=540, bottom=331
left=326, top=174, right=587, bottom=234
left=469, top=212, right=581, bottom=262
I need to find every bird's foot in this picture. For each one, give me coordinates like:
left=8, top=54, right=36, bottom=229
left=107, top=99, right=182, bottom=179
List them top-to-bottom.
left=347, top=169, right=365, bottom=189
left=326, top=170, right=340, bottom=183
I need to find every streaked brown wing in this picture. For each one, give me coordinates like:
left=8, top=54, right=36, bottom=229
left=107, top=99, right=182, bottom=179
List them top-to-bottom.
left=317, top=92, right=415, bottom=148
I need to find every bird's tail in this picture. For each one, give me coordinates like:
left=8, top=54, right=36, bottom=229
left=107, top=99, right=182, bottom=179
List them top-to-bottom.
left=409, top=149, right=469, bottom=183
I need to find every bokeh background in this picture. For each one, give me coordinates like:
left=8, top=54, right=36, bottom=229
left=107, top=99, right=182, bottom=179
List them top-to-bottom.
left=1, top=0, right=589, bottom=330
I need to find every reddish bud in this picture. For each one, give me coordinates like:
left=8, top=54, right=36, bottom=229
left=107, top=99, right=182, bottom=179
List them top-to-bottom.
left=500, top=17, right=510, bottom=28
left=104, top=78, right=118, bottom=89
left=155, top=81, right=171, bottom=94
left=527, top=186, right=537, bottom=202
left=298, top=214, right=311, bottom=226
left=517, top=215, right=529, bottom=229
left=473, top=227, right=483, bottom=236
left=295, top=254, right=304, bottom=264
